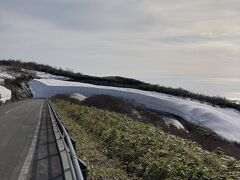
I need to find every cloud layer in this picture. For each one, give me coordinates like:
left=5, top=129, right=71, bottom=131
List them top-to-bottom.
left=0, top=0, right=239, bottom=78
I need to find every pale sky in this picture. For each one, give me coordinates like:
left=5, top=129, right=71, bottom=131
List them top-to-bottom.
left=0, top=0, right=240, bottom=79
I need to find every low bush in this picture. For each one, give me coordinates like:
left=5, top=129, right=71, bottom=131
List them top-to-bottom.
left=56, top=94, right=240, bottom=160
left=82, top=95, right=137, bottom=115
left=53, top=99, right=240, bottom=179
left=54, top=108, right=131, bottom=179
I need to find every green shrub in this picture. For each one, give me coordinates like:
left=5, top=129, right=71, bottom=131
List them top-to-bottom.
left=53, top=99, right=240, bottom=179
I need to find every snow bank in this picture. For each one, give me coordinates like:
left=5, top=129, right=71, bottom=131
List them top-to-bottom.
left=35, top=71, right=69, bottom=80
left=29, top=79, right=240, bottom=142
left=0, top=85, right=11, bottom=103
left=69, top=93, right=87, bottom=101
left=163, top=117, right=186, bottom=131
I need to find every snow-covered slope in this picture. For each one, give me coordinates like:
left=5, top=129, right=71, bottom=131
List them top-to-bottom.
left=0, top=66, right=20, bottom=80
left=0, top=66, right=69, bottom=81
left=34, top=71, right=69, bottom=80
left=29, top=79, right=240, bottom=142
left=0, top=85, right=11, bottom=102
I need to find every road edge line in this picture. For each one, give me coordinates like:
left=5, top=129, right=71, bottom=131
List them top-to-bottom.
left=17, top=101, right=43, bottom=180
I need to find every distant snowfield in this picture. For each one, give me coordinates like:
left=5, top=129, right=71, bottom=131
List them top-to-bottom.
left=0, top=66, right=69, bottom=81
left=35, top=71, right=70, bottom=80
left=29, top=79, right=240, bottom=142
left=0, top=85, right=11, bottom=103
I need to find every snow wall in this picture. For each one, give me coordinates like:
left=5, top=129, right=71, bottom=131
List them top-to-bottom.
left=29, top=79, right=240, bottom=142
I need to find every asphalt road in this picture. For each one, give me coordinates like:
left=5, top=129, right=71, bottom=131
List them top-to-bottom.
left=0, top=99, right=64, bottom=180
left=0, top=100, right=43, bottom=179
left=29, top=100, right=64, bottom=180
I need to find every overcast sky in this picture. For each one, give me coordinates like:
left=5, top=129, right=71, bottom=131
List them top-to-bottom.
left=0, top=0, right=239, bottom=79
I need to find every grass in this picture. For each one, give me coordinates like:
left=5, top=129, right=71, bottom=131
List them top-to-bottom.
left=52, top=99, right=240, bottom=179
left=52, top=101, right=134, bottom=179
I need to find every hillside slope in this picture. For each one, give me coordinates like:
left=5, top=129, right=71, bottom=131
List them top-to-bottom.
left=0, top=62, right=69, bottom=102
left=30, top=79, right=240, bottom=142
left=52, top=99, right=240, bottom=179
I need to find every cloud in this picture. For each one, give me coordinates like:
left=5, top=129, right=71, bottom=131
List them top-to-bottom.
left=0, top=0, right=239, bottom=78
left=0, top=0, right=157, bottom=31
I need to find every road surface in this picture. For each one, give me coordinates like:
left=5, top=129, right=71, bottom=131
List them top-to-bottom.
left=0, top=99, right=64, bottom=180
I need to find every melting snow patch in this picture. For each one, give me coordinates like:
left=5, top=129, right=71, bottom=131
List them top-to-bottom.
left=29, top=79, right=240, bottom=142
left=0, top=85, right=11, bottom=103
left=69, top=93, right=87, bottom=101
left=163, top=117, right=187, bottom=131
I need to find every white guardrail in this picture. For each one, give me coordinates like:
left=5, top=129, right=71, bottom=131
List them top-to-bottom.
left=48, top=101, right=87, bottom=180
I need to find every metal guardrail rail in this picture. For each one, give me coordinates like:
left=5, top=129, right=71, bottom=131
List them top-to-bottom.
left=48, top=101, right=87, bottom=180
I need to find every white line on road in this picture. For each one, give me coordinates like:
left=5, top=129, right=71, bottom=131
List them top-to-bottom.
left=17, top=102, right=43, bottom=180
left=4, top=104, right=22, bottom=114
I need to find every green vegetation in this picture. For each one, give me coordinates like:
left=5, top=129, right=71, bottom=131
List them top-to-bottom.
left=1, top=59, right=240, bottom=111
left=55, top=94, right=240, bottom=159
left=52, top=99, right=240, bottom=179
left=54, top=108, right=131, bottom=179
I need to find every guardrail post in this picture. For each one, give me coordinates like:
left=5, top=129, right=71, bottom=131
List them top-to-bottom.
left=71, top=137, right=77, bottom=151
left=78, top=158, right=87, bottom=180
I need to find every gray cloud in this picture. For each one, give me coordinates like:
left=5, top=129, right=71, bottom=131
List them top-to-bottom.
left=0, top=0, right=239, bottom=78
left=0, top=0, right=157, bottom=31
